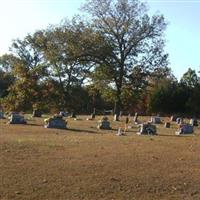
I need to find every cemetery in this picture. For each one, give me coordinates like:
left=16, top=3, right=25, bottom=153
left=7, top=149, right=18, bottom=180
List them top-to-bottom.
left=0, top=0, right=200, bottom=199
left=1, top=113, right=200, bottom=199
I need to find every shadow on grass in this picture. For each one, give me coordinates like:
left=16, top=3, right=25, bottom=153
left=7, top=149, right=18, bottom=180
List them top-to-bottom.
left=26, top=123, right=42, bottom=127
left=67, top=128, right=98, bottom=134
left=158, top=134, right=195, bottom=137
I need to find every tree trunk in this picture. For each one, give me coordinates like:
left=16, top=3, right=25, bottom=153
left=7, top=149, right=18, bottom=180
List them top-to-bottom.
left=114, top=88, right=122, bottom=121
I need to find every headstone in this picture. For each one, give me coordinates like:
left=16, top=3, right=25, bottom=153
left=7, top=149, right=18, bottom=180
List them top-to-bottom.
left=90, top=107, right=96, bottom=119
left=32, top=109, right=42, bottom=117
left=104, top=109, right=113, bottom=115
left=0, top=111, right=5, bottom=119
left=59, top=111, right=68, bottom=117
left=71, top=112, right=76, bottom=118
left=133, top=112, right=138, bottom=123
left=86, top=113, right=95, bottom=120
left=91, top=113, right=95, bottom=119
left=8, top=114, right=27, bottom=124
left=113, top=114, right=119, bottom=121
left=170, top=115, right=177, bottom=122
left=44, top=116, right=67, bottom=129
left=97, top=116, right=111, bottom=130
left=125, top=116, right=129, bottom=124
left=151, top=116, right=161, bottom=124
left=176, top=117, right=183, bottom=124
left=190, top=118, right=198, bottom=126
left=164, top=122, right=171, bottom=128
left=137, top=123, right=157, bottom=135
left=175, top=124, right=194, bottom=135
left=116, top=127, right=125, bottom=136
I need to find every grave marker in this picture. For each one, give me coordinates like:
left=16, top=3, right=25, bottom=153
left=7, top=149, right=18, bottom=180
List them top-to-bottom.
left=32, top=109, right=42, bottom=117
left=0, top=112, right=5, bottom=119
left=8, top=114, right=27, bottom=124
left=44, top=116, right=67, bottom=129
left=97, top=116, right=111, bottom=130
left=150, top=116, right=161, bottom=124
left=190, top=118, right=198, bottom=126
left=137, top=123, right=157, bottom=135
left=175, top=124, right=194, bottom=135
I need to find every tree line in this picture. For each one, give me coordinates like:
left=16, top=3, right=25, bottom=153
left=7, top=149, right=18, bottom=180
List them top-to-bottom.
left=0, top=0, right=199, bottom=116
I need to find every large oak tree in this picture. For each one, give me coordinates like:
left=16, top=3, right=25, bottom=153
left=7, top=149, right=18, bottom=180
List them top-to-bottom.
left=82, top=0, right=169, bottom=118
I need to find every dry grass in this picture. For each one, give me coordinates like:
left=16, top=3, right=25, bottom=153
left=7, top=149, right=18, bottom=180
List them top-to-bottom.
left=0, top=115, right=200, bottom=200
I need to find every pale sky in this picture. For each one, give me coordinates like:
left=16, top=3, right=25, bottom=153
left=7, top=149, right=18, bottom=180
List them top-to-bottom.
left=0, top=0, right=200, bottom=79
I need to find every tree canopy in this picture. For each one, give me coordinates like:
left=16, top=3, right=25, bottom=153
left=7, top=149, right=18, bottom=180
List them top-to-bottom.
left=0, top=0, right=199, bottom=116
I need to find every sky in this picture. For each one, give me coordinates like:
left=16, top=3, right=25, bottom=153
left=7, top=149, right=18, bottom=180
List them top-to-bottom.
left=0, top=0, right=200, bottom=79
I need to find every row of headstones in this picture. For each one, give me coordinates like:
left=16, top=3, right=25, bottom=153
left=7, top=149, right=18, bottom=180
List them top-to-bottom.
left=0, top=110, right=77, bottom=120
left=34, top=110, right=96, bottom=120
left=3, top=111, right=198, bottom=126
left=3, top=112, right=198, bottom=135
left=5, top=113, right=110, bottom=130
left=6, top=113, right=67, bottom=129
left=134, top=114, right=198, bottom=126
left=96, top=116, right=197, bottom=135
left=150, top=117, right=198, bottom=127
left=137, top=123, right=194, bottom=135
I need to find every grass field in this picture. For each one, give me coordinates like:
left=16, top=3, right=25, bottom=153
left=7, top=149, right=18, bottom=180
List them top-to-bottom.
left=1, top=115, right=200, bottom=200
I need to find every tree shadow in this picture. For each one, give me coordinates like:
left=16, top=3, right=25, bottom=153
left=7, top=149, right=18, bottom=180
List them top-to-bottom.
left=26, top=123, right=42, bottom=127
left=67, top=128, right=98, bottom=134
left=158, top=134, right=195, bottom=137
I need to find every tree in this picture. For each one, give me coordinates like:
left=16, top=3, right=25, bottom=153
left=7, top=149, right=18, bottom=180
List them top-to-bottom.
left=82, top=0, right=168, bottom=118
left=32, top=20, right=96, bottom=110
left=0, top=35, right=47, bottom=111
left=0, top=54, right=16, bottom=99
left=180, top=68, right=198, bottom=88
left=0, top=70, right=14, bottom=99
left=148, top=79, right=196, bottom=115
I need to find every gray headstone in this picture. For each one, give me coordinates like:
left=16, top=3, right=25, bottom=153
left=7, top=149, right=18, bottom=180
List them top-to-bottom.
left=32, top=109, right=42, bottom=117
left=59, top=111, right=68, bottom=117
left=0, top=112, right=5, bottom=119
left=71, top=112, right=76, bottom=118
left=133, top=112, right=138, bottom=123
left=86, top=113, right=95, bottom=120
left=91, top=113, right=95, bottom=119
left=8, top=114, right=27, bottom=124
left=170, top=115, right=177, bottom=122
left=44, top=116, right=67, bottom=129
left=151, top=116, right=161, bottom=124
left=97, top=117, right=111, bottom=130
left=176, top=118, right=183, bottom=124
left=190, top=118, right=198, bottom=126
left=164, top=122, right=170, bottom=128
left=137, top=123, right=157, bottom=135
left=176, top=124, right=194, bottom=135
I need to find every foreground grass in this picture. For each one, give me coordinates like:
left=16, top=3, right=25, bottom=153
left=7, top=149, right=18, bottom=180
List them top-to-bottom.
left=0, top=116, right=200, bottom=200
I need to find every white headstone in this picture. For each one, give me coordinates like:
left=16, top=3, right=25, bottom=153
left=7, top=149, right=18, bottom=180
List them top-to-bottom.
left=116, top=127, right=125, bottom=136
